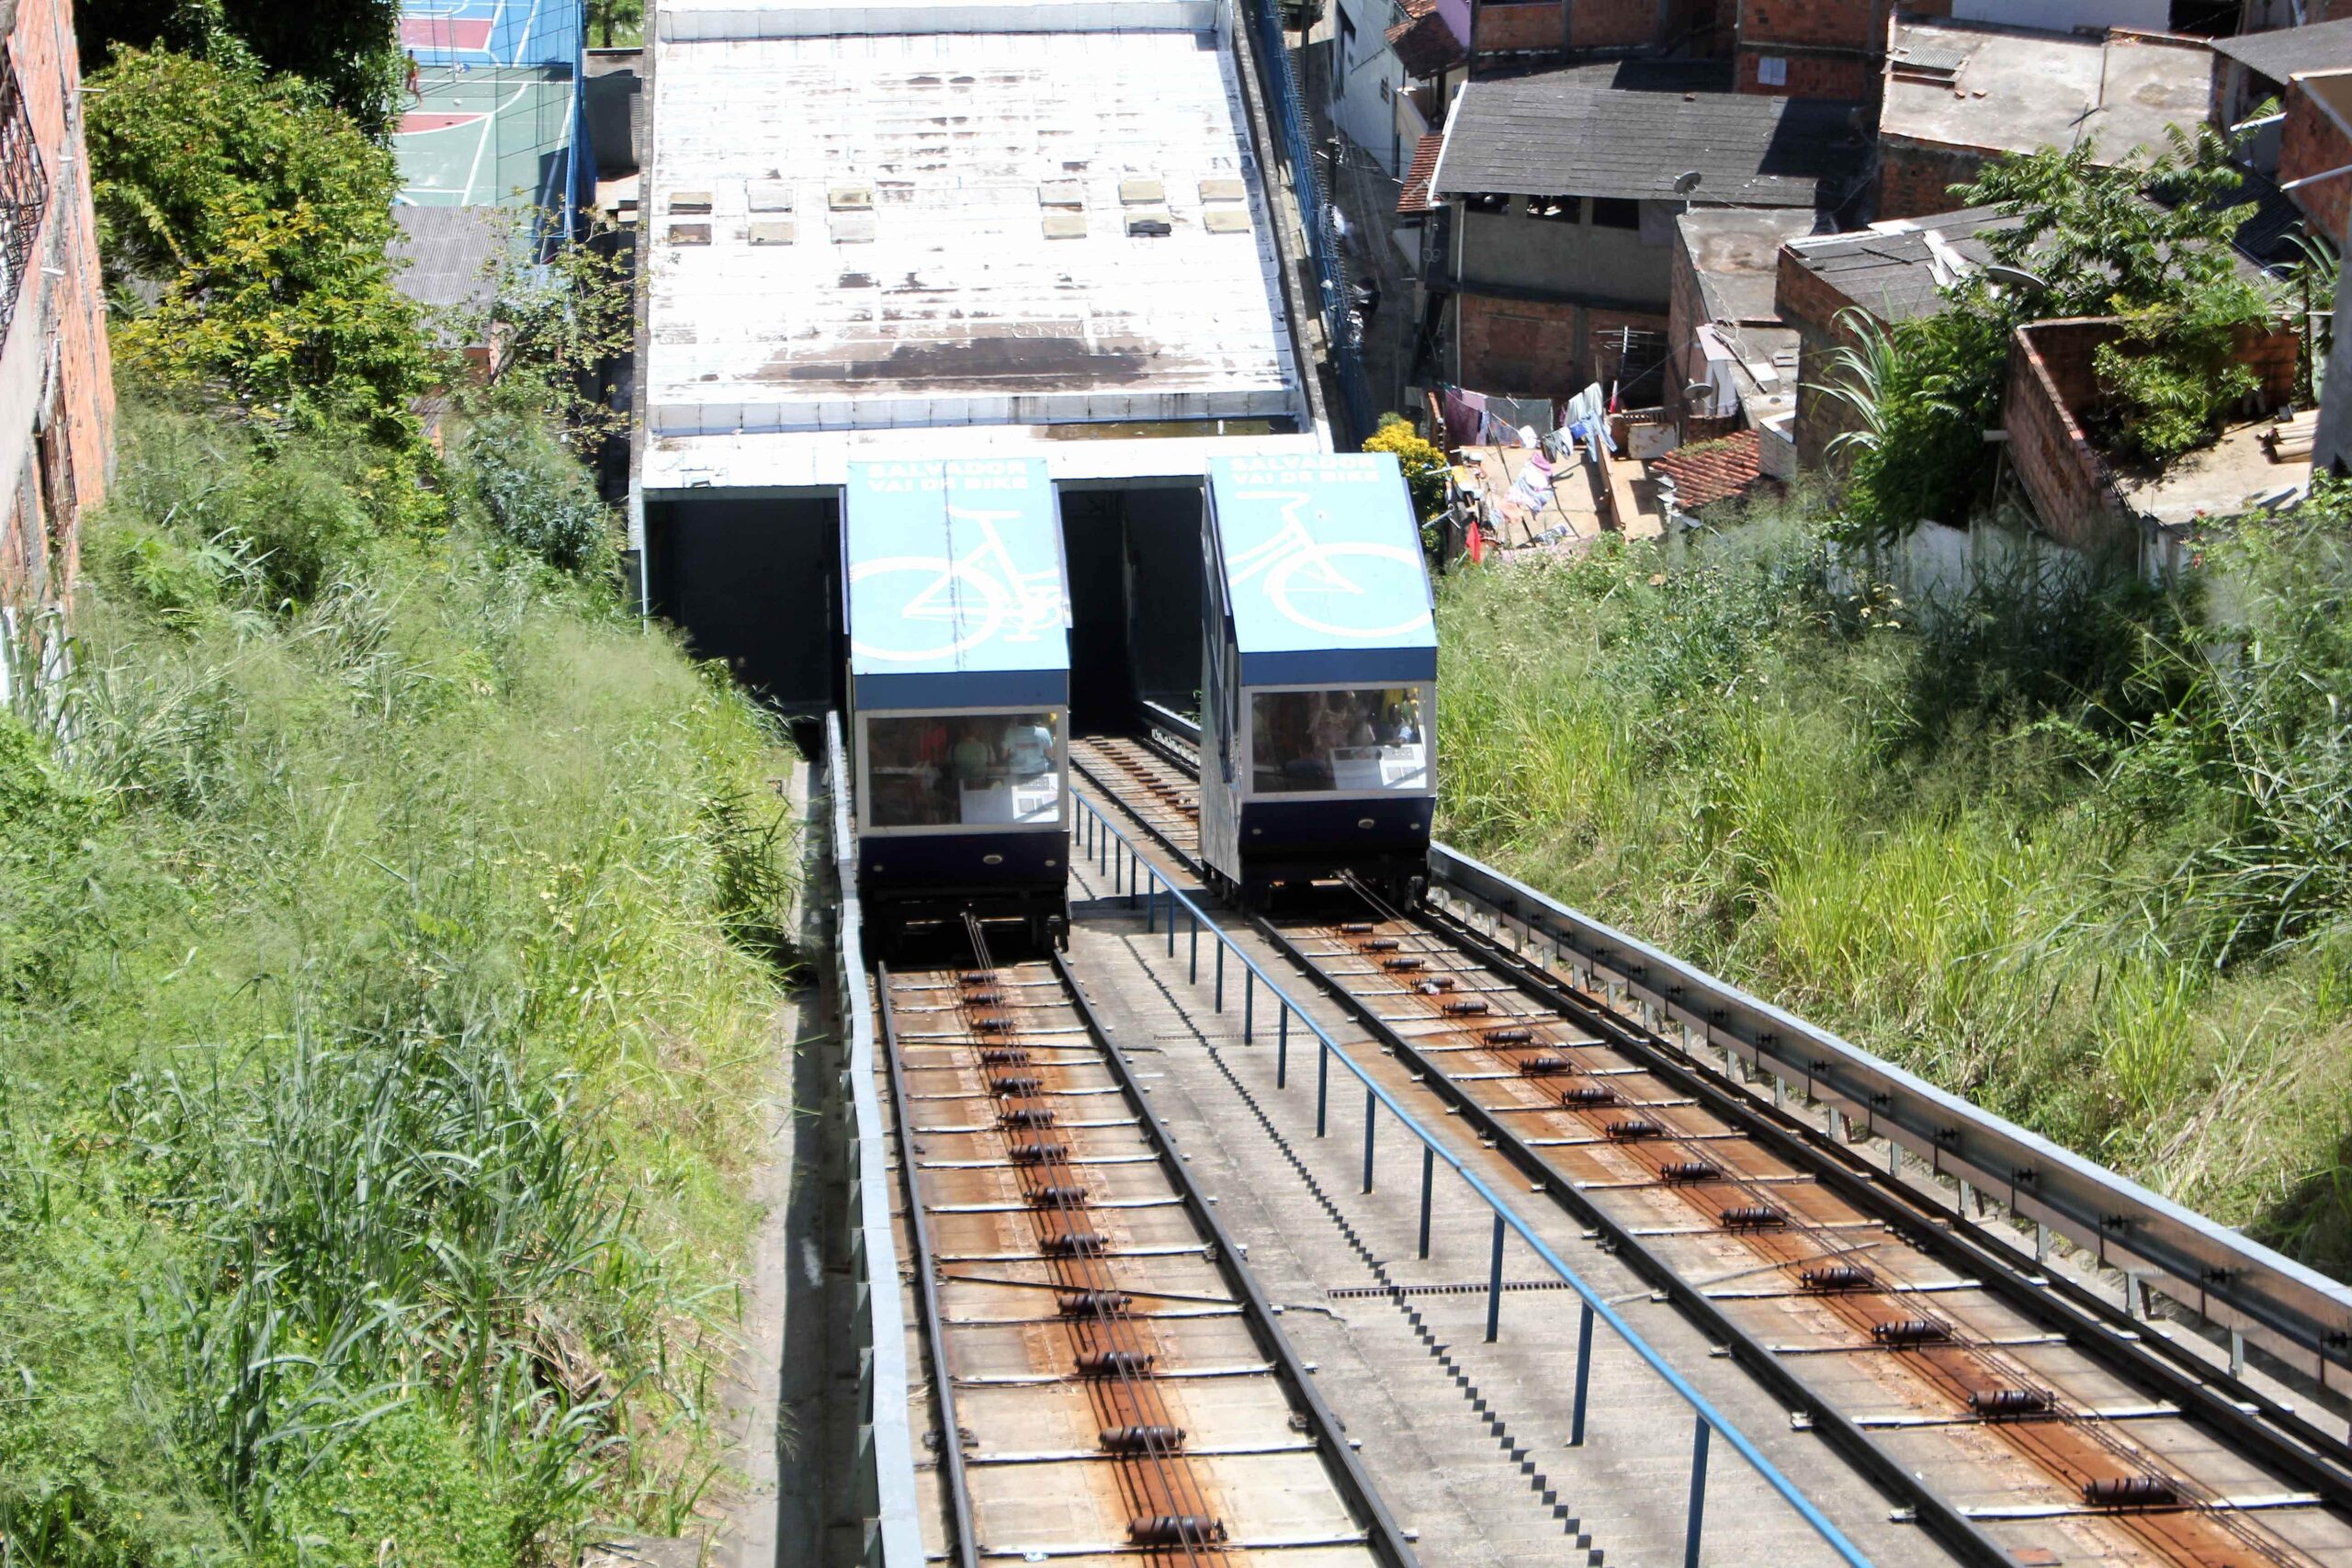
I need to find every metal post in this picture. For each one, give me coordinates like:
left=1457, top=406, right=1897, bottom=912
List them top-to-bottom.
left=1146, top=867, right=1156, bottom=929
left=1167, top=890, right=1176, bottom=954
left=1189, top=915, right=1198, bottom=984
left=1215, top=942, right=1225, bottom=1011
left=1244, top=971, right=1254, bottom=1043
left=1277, top=1006, right=1289, bottom=1088
left=1316, top=1043, right=1329, bottom=1136
left=1362, top=1087, right=1376, bottom=1192
left=1418, top=1145, right=1434, bottom=1258
left=1485, top=1213, right=1506, bottom=1343
left=1571, top=1301, right=1595, bottom=1445
left=2231, top=1327, right=2246, bottom=1380
left=1684, top=1417, right=1712, bottom=1568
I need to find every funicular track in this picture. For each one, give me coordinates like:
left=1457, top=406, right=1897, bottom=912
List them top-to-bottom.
left=1069, top=732, right=2352, bottom=1568
left=875, top=918, right=1416, bottom=1567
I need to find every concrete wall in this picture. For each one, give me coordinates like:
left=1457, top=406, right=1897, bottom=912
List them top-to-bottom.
left=0, top=0, right=116, bottom=697
left=1952, top=0, right=2165, bottom=28
left=1456, top=202, right=1674, bottom=308
left=2317, top=258, right=2352, bottom=478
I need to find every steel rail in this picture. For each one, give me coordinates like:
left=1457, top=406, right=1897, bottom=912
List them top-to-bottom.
left=1134, top=703, right=2352, bottom=1419
left=1067, top=788, right=1878, bottom=1568
left=1047, top=947, right=1423, bottom=1568
left=875, top=969, right=985, bottom=1568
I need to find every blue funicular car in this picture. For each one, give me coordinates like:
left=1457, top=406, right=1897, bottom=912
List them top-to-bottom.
left=1198, top=452, right=1438, bottom=908
left=843, top=457, right=1072, bottom=953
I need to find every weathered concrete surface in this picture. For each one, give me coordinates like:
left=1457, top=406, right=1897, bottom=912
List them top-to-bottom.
left=1060, top=848, right=1959, bottom=1568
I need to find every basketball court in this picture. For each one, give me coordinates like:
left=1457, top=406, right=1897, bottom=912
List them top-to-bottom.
left=393, top=0, right=581, bottom=212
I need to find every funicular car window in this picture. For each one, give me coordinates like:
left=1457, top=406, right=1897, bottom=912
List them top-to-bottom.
left=1250, top=689, right=1428, bottom=794
left=865, top=712, right=1064, bottom=827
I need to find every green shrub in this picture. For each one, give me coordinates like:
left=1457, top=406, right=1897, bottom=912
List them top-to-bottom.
left=459, top=415, right=619, bottom=578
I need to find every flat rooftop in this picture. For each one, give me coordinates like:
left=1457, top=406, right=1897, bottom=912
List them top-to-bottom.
left=1883, top=19, right=2213, bottom=164
left=644, top=26, right=1304, bottom=477
left=1679, top=209, right=1816, bottom=326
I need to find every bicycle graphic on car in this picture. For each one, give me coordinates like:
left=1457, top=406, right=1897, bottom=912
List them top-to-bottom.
left=1226, top=490, right=1429, bottom=640
left=849, top=506, right=1069, bottom=663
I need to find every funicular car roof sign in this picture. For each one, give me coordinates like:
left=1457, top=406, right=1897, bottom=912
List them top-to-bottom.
left=1205, top=453, right=1438, bottom=686
left=844, top=458, right=1071, bottom=709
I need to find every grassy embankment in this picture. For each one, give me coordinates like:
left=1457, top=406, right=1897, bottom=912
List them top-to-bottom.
left=0, top=407, right=799, bottom=1561
left=1438, top=513, right=2352, bottom=1272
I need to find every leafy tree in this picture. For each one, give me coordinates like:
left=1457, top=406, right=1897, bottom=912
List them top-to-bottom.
left=77, top=0, right=402, bottom=136
left=86, top=50, right=432, bottom=449
left=1819, top=127, right=2278, bottom=538
left=1956, top=127, right=2273, bottom=466
left=451, top=210, right=638, bottom=454
left=1364, top=412, right=1448, bottom=522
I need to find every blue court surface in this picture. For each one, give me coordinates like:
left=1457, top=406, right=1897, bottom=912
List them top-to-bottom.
left=401, top=0, right=580, bottom=70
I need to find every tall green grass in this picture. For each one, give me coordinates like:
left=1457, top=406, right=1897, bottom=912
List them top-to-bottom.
left=0, top=404, right=797, bottom=1562
left=1438, top=515, right=2352, bottom=1272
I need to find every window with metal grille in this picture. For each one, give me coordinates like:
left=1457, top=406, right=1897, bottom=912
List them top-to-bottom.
left=0, top=54, right=46, bottom=347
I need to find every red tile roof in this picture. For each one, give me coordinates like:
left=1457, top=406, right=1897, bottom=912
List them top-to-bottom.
left=1386, top=6, right=1466, bottom=81
left=1397, top=130, right=1445, bottom=216
left=1651, top=428, right=1769, bottom=512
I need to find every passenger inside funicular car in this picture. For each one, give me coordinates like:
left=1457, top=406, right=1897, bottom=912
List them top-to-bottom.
left=1250, top=687, right=1427, bottom=794
left=866, top=712, right=1063, bottom=827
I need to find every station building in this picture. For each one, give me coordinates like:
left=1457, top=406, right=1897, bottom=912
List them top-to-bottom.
left=634, top=0, right=1328, bottom=726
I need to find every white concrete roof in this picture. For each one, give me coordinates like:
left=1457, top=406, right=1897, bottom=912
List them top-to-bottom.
left=662, top=0, right=1218, bottom=38
left=645, top=28, right=1305, bottom=454
left=641, top=422, right=1325, bottom=493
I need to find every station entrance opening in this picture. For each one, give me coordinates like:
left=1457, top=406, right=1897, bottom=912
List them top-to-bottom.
left=1058, top=484, right=1202, bottom=732
left=642, top=494, right=842, bottom=719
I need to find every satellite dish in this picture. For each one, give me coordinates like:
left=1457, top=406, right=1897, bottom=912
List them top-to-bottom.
left=1672, top=170, right=1703, bottom=195
left=1983, top=264, right=2049, bottom=293
left=1682, top=382, right=1714, bottom=402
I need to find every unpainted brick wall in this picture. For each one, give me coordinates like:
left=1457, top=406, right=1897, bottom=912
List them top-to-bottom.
left=0, top=0, right=115, bottom=626
left=1569, top=0, right=1657, bottom=47
left=1736, top=0, right=1879, bottom=50
left=1471, top=1, right=1559, bottom=54
left=1735, top=47, right=1872, bottom=97
left=2280, top=80, right=2352, bottom=245
left=1874, top=139, right=1990, bottom=222
left=1667, top=232, right=1706, bottom=421
left=1774, top=247, right=1872, bottom=470
left=1456, top=293, right=1666, bottom=393
left=2004, top=320, right=2132, bottom=557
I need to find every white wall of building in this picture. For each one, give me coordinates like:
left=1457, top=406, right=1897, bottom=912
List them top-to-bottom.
left=1329, top=0, right=1404, bottom=175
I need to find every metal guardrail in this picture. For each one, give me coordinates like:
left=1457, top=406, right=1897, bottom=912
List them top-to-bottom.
left=1122, top=705, right=2352, bottom=1406
left=826, top=714, right=927, bottom=1567
left=1069, top=790, right=1877, bottom=1568
left=1428, top=842, right=2352, bottom=1410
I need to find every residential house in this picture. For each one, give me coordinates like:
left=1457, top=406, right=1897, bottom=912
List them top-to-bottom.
left=0, top=0, right=115, bottom=705
left=1330, top=0, right=1413, bottom=175
left=1876, top=18, right=2215, bottom=220
left=2211, top=19, right=2352, bottom=172
left=1425, top=61, right=1868, bottom=400
left=2279, top=66, right=2352, bottom=244
left=1775, top=205, right=2020, bottom=468
left=1667, top=208, right=1813, bottom=447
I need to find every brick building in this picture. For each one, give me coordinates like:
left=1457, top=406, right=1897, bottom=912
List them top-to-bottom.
left=0, top=0, right=113, bottom=705
left=1733, top=0, right=1889, bottom=101
left=1876, top=19, right=2214, bottom=222
left=1427, top=61, right=1865, bottom=400
left=2279, top=68, right=2352, bottom=245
